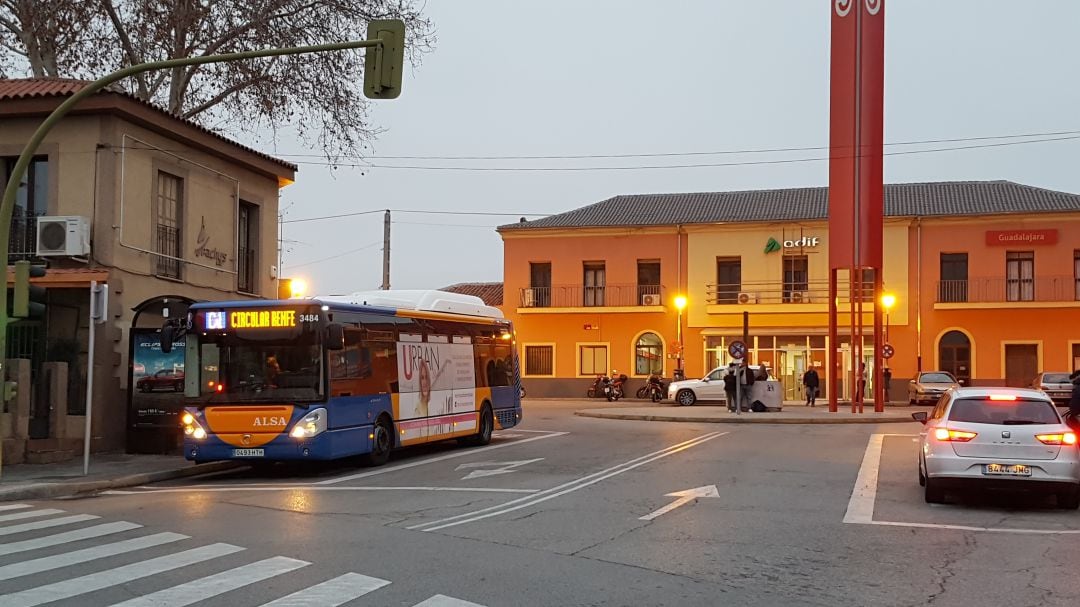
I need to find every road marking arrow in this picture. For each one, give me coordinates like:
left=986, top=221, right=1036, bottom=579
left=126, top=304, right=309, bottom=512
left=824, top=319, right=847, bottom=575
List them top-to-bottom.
left=455, top=458, right=544, bottom=480
left=638, top=485, right=720, bottom=521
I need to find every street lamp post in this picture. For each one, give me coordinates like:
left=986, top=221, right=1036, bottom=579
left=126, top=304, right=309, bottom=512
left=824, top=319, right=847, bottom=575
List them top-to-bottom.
left=881, top=293, right=896, bottom=344
left=674, top=295, right=687, bottom=381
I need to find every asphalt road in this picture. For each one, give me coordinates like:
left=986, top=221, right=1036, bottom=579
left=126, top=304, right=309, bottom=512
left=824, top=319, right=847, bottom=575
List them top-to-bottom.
left=3, top=400, right=1079, bottom=606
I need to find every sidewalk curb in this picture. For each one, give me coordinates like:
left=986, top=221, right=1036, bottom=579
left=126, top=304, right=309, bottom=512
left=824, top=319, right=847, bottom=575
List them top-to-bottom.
left=574, top=410, right=917, bottom=425
left=0, top=461, right=244, bottom=502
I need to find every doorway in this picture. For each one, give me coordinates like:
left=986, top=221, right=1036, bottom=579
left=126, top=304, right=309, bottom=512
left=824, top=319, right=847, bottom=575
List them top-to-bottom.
left=938, top=331, right=972, bottom=385
left=1004, top=343, right=1039, bottom=387
left=777, top=347, right=807, bottom=401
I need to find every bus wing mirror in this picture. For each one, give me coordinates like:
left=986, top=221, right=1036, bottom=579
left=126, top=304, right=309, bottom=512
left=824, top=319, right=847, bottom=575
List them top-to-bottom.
left=326, top=323, right=345, bottom=351
left=161, top=325, right=174, bottom=354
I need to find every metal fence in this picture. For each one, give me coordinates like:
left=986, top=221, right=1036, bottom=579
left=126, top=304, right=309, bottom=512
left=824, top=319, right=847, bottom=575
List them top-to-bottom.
left=937, top=277, right=1076, bottom=303
left=519, top=284, right=664, bottom=308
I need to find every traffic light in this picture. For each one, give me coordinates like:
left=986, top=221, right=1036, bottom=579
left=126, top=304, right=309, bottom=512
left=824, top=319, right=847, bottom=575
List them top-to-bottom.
left=363, top=19, right=405, bottom=99
left=12, top=261, right=46, bottom=319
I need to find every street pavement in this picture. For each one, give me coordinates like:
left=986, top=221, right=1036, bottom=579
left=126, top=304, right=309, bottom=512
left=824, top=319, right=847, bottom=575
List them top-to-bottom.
left=1, top=400, right=1078, bottom=606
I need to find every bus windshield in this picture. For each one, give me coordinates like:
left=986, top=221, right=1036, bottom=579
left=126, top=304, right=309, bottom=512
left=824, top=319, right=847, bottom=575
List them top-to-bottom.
left=196, top=333, right=324, bottom=403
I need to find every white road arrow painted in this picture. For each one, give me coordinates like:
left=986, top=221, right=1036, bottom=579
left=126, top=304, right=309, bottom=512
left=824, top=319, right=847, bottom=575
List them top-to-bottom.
left=455, top=458, right=544, bottom=480
left=639, top=485, right=720, bottom=521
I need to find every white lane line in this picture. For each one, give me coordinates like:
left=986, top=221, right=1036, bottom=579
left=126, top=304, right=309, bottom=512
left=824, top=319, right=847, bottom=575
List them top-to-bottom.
left=316, top=431, right=569, bottom=486
left=413, top=432, right=728, bottom=532
left=843, top=433, right=885, bottom=524
left=107, top=486, right=540, bottom=495
left=0, top=505, right=31, bottom=513
left=0, top=508, right=65, bottom=523
left=0, top=514, right=99, bottom=537
left=867, top=520, right=1080, bottom=535
left=0, top=521, right=142, bottom=556
left=0, top=532, right=188, bottom=581
left=0, top=543, right=243, bottom=607
left=109, top=556, right=310, bottom=607
left=257, top=572, right=391, bottom=607
left=413, top=595, right=487, bottom=607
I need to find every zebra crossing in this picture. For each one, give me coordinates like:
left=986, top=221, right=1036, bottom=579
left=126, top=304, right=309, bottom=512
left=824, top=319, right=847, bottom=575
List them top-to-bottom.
left=0, top=504, right=488, bottom=606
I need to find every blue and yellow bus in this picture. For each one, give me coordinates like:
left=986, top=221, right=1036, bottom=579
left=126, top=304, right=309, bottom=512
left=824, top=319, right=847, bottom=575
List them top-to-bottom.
left=173, top=291, right=522, bottom=466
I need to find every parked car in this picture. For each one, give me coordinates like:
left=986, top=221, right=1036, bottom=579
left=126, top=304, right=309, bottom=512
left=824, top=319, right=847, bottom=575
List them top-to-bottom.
left=667, top=365, right=771, bottom=406
left=137, top=369, right=185, bottom=393
left=908, top=371, right=960, bottom=405
left=1030, top=372, right=1073, bottom=406
left=912, top=387, right=1080, bottom=509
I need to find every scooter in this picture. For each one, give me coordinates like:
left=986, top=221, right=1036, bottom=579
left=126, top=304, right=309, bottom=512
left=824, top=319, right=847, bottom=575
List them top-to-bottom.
left=608, top=372, right=628, bottom=402
left=642, top=373, right=665, bottom=402
left=587, top=374, right=611, bottom=398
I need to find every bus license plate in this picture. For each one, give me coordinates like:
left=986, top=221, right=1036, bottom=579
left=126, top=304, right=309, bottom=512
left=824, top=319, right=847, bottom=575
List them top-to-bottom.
left=232, top=449, right=264, bottom=458
left=983, top=463, right=1031, bottom=477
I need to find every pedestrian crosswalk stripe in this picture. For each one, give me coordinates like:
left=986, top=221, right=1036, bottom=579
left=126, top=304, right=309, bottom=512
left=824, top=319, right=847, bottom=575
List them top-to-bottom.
left=0, top=506, right=30, bottom=513
left=0, top=509, right=65, bottom=523
left=0, top=514, right=99, bottom=537
left=0, top=521, right=142, bottom=557
left=0, top=532, right=188, bottom=581
left=0, top=542, right=244, bottom=607
left=109, top=556, right=310, bottom=607
left=257, top=572, right=392, bottom=607
left=414, top=595, right=487, bottom=607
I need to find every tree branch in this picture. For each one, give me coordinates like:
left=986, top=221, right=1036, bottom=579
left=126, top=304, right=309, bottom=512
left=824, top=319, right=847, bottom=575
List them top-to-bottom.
left=98, top=0, right=149, bottom=99
left=181, top=75, right=267, bottom=118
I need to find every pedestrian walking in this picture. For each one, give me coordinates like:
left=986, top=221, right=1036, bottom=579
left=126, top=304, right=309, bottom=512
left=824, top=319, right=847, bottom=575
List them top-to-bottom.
left=739, top=363, right=755, bottom=412
left=803, top=366, right=820, bottom=407
left=723, top=367, right=737, bottom=412
left=882, top=367, right=892, bottom=402
left=1067, top=370, right=1080, bottom=430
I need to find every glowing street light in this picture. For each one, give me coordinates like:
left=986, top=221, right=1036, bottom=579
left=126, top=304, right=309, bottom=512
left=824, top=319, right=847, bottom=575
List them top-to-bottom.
left=289, top=278, right=308, bottom=299
left=880, top=293, right=896, bottom=343
left=674, top=295, right=687, bottom=381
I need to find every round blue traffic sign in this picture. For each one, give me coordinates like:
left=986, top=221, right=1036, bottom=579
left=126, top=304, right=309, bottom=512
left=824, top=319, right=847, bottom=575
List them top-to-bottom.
left=728, top=340, right=747, bottom=359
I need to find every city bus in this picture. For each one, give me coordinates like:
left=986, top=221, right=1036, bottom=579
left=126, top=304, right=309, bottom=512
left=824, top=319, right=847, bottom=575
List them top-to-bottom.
left=171, top=290, right=523, bottom=466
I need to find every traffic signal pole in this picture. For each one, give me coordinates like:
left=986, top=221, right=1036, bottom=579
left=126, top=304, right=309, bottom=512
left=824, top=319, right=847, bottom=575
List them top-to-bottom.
left=0, top=23, right=406, bottom=473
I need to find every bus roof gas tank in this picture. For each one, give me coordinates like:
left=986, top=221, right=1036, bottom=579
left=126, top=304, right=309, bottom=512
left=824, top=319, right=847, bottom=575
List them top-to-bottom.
left=316, top=290, right=504, bottom=319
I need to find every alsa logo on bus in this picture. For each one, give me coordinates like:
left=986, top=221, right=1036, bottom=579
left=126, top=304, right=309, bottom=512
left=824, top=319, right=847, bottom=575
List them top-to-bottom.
left=252, top=416, right=288, bottom=427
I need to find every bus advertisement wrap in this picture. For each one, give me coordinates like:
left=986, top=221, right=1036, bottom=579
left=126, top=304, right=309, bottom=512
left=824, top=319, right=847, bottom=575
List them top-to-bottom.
left=398, top=340, right=476, bottom=424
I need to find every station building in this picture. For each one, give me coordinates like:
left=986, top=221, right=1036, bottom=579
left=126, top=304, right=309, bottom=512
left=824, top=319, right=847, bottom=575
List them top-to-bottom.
left=498, top=181, right=1080, bottom=400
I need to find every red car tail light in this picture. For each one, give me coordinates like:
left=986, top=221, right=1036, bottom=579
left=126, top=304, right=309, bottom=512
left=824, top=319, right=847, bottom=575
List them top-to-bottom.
left=934, top=428, right=977, bottom=442
left=1035, top=433, right=1077, bottom=446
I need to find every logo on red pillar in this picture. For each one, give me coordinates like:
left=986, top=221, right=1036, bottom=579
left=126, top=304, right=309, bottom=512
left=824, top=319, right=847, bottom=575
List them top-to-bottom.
left=835, top=0, right=853, bottom=16
left=865, top=0, right=882, bottom=15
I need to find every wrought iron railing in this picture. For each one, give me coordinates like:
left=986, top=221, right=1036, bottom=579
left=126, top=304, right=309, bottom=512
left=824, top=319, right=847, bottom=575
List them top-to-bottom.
left=7, top=212, right=43, bottom=261
left=154, top=224, right=181, bottom=279
left=238, top=247, right=256, bottom=293
left=937, top=277, right=1077, bottom=303
left=705, top=280, right=875, bottom=305
left=519, top=283, right=665, bottom=308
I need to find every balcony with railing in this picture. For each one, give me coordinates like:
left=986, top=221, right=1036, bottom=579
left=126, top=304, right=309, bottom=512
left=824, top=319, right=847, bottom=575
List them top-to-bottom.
left=936, top=277, right=1078, bottom=304
left=705, top=280, right=876, bottom=305
left=519, top=283, right=664, bottom=309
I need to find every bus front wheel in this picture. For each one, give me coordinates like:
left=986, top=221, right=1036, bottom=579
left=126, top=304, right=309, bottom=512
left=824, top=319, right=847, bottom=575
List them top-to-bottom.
left=461, top=405, right=494, bottom=447
left=363, top=415, right=393, bottom=467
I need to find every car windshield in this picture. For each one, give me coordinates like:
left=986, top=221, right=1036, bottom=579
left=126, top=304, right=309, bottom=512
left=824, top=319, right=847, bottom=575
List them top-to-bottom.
left=195, top=333, right=324, bottom=403
left=920, top=373, right=955, bottom=383
left=1043, top=373, right=1070, bottom=384
left=948, top=398, right=1060, bottom=425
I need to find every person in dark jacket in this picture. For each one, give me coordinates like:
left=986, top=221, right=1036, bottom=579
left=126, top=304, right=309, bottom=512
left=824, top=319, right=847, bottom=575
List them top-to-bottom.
left=803, top=366, right=820, bottom=407
left=723, top=367, right=737, bottom=412
left=1069, top=370, right=1080, bottom=418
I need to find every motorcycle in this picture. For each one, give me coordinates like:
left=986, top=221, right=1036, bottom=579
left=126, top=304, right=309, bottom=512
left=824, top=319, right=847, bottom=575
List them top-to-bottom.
left=608, top=372, right=628, bottom=402
left=640, top=373, right=665, bottom=402
left=587, top=374, right=610, bottom=398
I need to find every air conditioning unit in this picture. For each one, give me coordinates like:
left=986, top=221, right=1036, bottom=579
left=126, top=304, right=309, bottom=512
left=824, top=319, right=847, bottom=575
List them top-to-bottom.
left=36, top=216, right=90, bottom=257
left=522, top=288, right=536, bottom=307
left=789, top=291, right=812, bottom=303
left=737, top=292, right=758, bottom=304
left=641, top=293, right=661, bottom=306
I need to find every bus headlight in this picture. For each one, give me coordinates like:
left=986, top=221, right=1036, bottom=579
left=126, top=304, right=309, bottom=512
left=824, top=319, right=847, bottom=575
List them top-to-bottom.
left=290, top=408, right=327, bottom=439
left=183, top=416, right=207, bottom=440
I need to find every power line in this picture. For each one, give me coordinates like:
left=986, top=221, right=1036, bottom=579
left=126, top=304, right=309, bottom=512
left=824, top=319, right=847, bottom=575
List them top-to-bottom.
left=278, top=134, right=1080, bottom=172
left=282, top=208, right=549, bottom=225
left=285, top=240, right=382, bottom=269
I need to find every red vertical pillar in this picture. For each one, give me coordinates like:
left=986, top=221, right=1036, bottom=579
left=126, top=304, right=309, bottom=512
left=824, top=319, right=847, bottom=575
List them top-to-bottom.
left=828, top=269, right=838, bottom=413
left=873, top=270, right=885, bottom=412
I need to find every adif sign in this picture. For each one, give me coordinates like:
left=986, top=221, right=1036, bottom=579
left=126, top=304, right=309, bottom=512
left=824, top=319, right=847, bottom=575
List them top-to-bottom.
left=785, top=236, right=820, bottom=248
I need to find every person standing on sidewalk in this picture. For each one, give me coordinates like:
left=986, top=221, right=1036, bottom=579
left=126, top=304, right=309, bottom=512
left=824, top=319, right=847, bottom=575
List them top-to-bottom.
left=739, top=363, right=755, bottom=412
left=802, top=365, right=820, bottom=407
left=723, top=366, right=737, bottom=412
left=882, top=367, right=893, bottom=402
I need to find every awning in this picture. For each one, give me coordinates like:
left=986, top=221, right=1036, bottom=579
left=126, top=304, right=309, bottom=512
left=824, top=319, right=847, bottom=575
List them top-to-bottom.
left=5, top=267, right=109, bottom=288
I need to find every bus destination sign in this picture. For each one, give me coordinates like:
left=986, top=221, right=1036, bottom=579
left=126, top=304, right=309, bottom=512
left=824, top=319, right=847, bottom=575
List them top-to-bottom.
left=201, top=308, right=318, bottom=332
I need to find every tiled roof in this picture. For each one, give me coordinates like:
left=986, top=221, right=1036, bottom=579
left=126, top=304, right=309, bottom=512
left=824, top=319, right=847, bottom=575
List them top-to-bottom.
left=0, top=78, right=296, bottom=172
left=499, top=181, right=1080, bottom=231
left=440, top=282, right=504, bottom=307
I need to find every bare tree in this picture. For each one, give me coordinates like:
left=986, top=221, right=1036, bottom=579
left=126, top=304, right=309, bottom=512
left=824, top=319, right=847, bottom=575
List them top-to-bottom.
left=1, top=0, right=435, bottom=158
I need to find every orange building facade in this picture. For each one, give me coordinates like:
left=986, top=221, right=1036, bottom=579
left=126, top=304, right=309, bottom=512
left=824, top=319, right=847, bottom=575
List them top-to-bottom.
left=499, top=181, right=1080, bottom=400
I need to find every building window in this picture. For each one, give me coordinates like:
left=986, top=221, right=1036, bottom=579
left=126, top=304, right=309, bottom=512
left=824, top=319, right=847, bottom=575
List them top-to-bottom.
left=3, top=156, right=48, bottom=260
left=154, top=171, right=183, bottom=279
left=238, top=202, right=258, bottom=293
left=1074, top=250, right=1079, bottom=301
left=1006, top=251, right=1034, bottom=302
left=939, top=253, right=968, bottom=303
left=782, top=255, right=809, bottom=302
left=715, top=257, right=742, bottom=304
left=637, top=260, right=661, bottom=304
left=527, top=262, right=551, bottom=307
left=584, top=262, right=605, bottom=307
left=635, top=332, right=664, bottom=375
left=523, top=345, right=554, bottom=376
left=579, top=345, right=608, bottom=376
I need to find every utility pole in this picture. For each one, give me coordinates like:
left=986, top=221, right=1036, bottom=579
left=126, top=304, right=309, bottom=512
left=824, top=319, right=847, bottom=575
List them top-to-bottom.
left=381, top=209, right=391, bottom=290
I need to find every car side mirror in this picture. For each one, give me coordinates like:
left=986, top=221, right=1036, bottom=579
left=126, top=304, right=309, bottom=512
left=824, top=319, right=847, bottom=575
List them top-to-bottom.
left=326, top=323, right=345, bottom=351
left=702, top=377, right=710, bottom=383
left=909, top=379, right=916, bottom=384
left=958, top=379, right=965, bottom=385
left=911, top=411, right=928, bottom=424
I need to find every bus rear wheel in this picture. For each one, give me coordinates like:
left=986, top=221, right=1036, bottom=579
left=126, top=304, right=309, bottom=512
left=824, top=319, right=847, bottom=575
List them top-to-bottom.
left=461, top=405, right=494, bottom=447
left=363, top=415, right=393, bottom=467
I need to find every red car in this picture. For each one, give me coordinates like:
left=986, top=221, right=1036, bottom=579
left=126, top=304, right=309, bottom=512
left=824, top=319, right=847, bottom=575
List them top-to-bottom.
left=137, top=369, right=185, bottom=393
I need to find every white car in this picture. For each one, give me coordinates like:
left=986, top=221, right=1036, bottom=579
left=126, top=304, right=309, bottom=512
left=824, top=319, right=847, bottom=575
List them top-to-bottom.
left=667, top=365, right=768, bottom=407
left=913, top=387, right=1080, bottom=509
